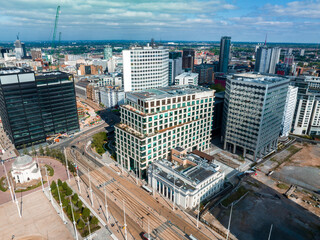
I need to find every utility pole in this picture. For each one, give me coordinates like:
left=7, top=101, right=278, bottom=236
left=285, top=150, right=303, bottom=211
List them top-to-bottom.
left=64, top=148, right=71, bottom=182
left=36, top=156, right=44, bottom=192
left=74, top=156, right=81, bottom=193
left=2, top=162, right=14, bottom=202
left=45, top=167, right=53, bottom=203
left=88, top=168, right=94, bottom=207
left=10, top=178, right=21, bottom=218
left=57, top=181, right=66, bottom=224
left=104, top=186, right=110, bottom=224
left=69, top=197, right=79, bottom=240
left=196, top=199, right=200, bottom=228
left=123, top=200, right=128, bottom=240
left=226, top=203, right=233, bottom=240
left=267, top=224, right=273, bottom=240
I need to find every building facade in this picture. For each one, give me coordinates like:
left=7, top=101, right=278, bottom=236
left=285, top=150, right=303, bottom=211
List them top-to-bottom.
left=218, top=36, right=231, bottom=73
left=104, top=45, right=112, bottom=61
left=123, top=46, right=169, bottom=92
left=255, top=46, right=281, bottom=74
left=182, top=49, right=195, bottom=71
left=169, top=52, right=183, bottom=86
left=194, top=63, right=214, bottom=85
left=0, top=68, right=79, bottom=149
left=174, top=72, right=198, bottom=86
left=222, top=73, right=289, bottom=160
left=291, top=76, right=320, bottom=135
left=115, top=85, right=214, bottom=179
left=281, top=86, right=298, bottom=137
left=100, top=87, right=125, bottom=108
left=148, top=148, right=224, bottom=209
left=11, top=155, right=41, bottom=184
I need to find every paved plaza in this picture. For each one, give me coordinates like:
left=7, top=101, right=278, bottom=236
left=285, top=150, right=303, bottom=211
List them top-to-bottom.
left=0, top=190, right=73, bottom=240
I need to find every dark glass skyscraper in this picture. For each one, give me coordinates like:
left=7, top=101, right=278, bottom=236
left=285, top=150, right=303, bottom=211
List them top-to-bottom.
left=218, top=36, right=231, bottom=73
left=0, top=68, right=79, bottom=149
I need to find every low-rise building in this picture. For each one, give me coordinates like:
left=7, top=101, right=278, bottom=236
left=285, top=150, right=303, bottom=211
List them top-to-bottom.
left=175, top=72, right=198, bottom=86
left=100, top=87, right=125, bottom=108
left=148, top=148, right=224, bottom=209
left=11, top=155, right=41, bottom=184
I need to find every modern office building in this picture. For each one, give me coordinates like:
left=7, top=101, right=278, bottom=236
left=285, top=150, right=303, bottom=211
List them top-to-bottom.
left=218, top=36, right=231, bottom=73
left=104, top=45, right=112, bottom=61
left=123, top=45, right=169, bottom=92
left=255, top=46, right=281, bottom=74
left=182, top=49, right=195, bottom=70
left=169, top=52, right=183, bottom=86
left=194, top=63, right=214, bottom=85
left=0, top=68, right=79, bottom=149
left=174, top=72, right=198, bottom=86
left=222, top=73, right=289, bottom=160
left=291, top=76, right=320, bottom=135
left=115, top=85, right=214, bottom=178
left=281, top=86, right=298, bottom=137
left=100, top=87, right=125, bottom=108
left=212, top=91, right=225, bottom=136
left=148, top=147, right=224, bottom=209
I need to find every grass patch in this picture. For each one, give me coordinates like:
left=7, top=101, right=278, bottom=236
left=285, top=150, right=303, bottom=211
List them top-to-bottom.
left=272, top=145, right=302, bottom=171
left=270, top=157, right=277, bottom=162
left=45, top=165, right=54, bottom=176
left=0, top=177, right=8, bottom=192
left=15, top=181, right=47, bottom=193
left=276, top=183, right=289, bottom=190
left=222, top=186, right=249, bottom=207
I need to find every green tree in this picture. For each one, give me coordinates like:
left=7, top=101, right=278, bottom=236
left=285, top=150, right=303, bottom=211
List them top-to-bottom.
left=23, top=144, right=29, bottom=155
left=31, top=145, right=37, bottom=156
left=39, top=145, right=44, bottom=156
left=45, top=146, right=51, bottom=156
left=57, top=179, right=63, bottom=187
left=51, top=180, right=57, bottom=191
left=62, top=182, right=68, bottom=191
left=66, top=187, right=73, bottom=196
left=72, top=193, right=79, bottom=202
left=62, top=198, right=69, bottom=207
left=77, top=200, right=83, bottom=209
left=66, top=205, right=72, bottom=216
left=82, top=207, right=90, bottom=220
left=74, top=212, right=80, bottom=222
left=90, top=216, right=99, bottom=225
left=77, top=220, right=85, bottom=230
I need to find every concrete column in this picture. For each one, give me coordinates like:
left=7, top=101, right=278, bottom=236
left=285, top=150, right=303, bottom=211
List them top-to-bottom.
left=223, top=140, right=227, bottom=150
left=233, top=143, right=236, bottom=154
left=243, top=148, right=246, bottom=158
left=162, top=183, right=165, bottom=196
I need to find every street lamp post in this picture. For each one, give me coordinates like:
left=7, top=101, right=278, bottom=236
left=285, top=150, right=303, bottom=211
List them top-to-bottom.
left=57, top=182, right=66, bottom=224
left=104, top=186, right=110, bottom=224
left=69, top=197, right=79, bottom=240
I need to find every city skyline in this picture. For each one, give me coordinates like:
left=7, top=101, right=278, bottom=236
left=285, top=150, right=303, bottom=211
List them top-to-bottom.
left=0, top=0, right=320, bottom=43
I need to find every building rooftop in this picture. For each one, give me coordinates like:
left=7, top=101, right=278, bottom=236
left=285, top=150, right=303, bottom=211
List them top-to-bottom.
left=0, top=67, right=30, bottom=75
left=232, top=73, right=288, bottom=85
left=127, top=85, right=212, bottom=100
left=149, top=150, right=222, bottom=192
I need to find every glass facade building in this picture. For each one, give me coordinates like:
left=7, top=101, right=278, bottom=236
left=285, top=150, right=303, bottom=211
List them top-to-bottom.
left=0, top=69, right=79, bottom=149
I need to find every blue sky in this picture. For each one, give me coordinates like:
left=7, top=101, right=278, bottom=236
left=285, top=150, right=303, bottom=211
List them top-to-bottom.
left=0, top=0, right=319, bottom=43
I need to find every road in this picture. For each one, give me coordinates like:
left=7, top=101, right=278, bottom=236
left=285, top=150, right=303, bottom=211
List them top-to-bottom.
left=67, top=146, right=218, bottom=240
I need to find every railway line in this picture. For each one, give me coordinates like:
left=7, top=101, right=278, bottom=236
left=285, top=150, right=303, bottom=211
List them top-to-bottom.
left=67, top=146, right=215, bottom=240
left=68, top=148, right=187, bottom=240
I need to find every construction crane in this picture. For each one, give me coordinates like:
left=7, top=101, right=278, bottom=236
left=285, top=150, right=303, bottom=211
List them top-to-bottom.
left=50, top=5, right=61, bottom=65
left=57, top=32, right=62, bottom=70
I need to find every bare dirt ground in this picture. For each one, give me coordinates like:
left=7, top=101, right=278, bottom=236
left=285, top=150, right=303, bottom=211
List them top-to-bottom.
left=288, top=142, right=320, bottom=167
left=254, top=171, right=320, bottom=217
left=210, top=176, right=320, bottom=240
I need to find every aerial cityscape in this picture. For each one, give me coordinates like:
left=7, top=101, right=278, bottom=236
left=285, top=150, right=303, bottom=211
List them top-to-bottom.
left=0, top=1, right=320, bottom=240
